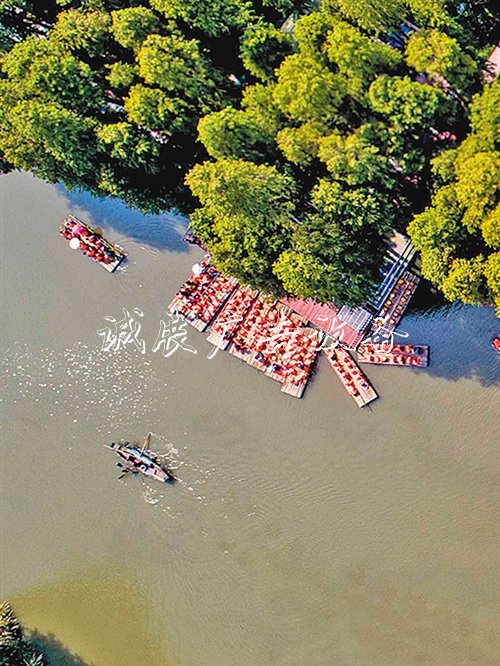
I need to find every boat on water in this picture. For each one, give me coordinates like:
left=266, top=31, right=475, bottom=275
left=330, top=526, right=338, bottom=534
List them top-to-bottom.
left=59, top=215, right=126, bottom=273
left=492, top=336, right=500, bottom=354
left=357, top=342, right=429, bottom=367
left=106, top=433, right=176, bottom=484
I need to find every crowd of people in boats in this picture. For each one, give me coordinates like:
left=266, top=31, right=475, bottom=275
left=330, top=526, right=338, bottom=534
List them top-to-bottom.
left=59, top=217, right=122, bottom=266
left=168, top=261, right=433, bottom=403
left=175, top=267, right=235, bottom=324
left=376, top=273, right=419, bottom=331
left=209, top=286, right=256, bottom=345
left=230, top=300, right=319, bottom=386
left=359, top=342, right=428, bottom=366
left=326, top=348, right=373, bottom=401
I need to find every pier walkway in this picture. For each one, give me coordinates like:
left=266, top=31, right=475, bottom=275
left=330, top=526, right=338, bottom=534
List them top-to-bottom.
left=168, top=254, right=429, bottom=403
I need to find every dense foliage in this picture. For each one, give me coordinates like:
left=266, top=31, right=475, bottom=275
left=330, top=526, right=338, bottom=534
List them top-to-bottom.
left=0, top=0, right=498, bottom=308
left=0, top=0, right=300, bottom=210
left=187, top=1, right=495, bottom=304
left=408, top=81, right=500, bottom=314
left=0, top=601, right=45, bottom=666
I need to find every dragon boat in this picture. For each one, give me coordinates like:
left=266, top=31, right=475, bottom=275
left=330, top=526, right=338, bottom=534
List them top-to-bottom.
left=59, top=215, right=126, bottom=273
left=106, top=433, right=176, bottom=484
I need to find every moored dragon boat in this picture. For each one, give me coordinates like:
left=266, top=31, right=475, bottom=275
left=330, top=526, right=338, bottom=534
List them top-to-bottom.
left=59, top=215, right=126, bottom=272
left=357, top=342, right=429, bottom=367
left=106, top=433, right=176, bottom=484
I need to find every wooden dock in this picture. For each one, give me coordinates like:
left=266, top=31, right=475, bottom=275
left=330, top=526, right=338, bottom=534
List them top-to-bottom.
left=167, top=269, right=237, bottom=332
left=370, top=271, right=420, bottom=335
left=206, top=285, right=258, bottom=349
left=226, top=296, right=324, bottom=398
left=357, top=343, right=429, bottom=367
left=323, top=346, right=378, bottom=407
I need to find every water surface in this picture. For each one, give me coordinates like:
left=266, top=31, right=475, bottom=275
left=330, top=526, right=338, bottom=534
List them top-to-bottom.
left=1, top=172, right=499, bottom=665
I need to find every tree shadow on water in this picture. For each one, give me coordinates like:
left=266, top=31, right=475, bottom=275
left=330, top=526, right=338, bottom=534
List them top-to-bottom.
left=56, top=185, right=189, bottom=254
left=399, top=298, right=499, bottom=388
left=29, top=631, right=95, bottom=666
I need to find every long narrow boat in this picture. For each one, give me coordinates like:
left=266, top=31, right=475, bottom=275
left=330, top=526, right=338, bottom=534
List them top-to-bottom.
left=59, top=215, right=126, bottom=273
left=357, top=343, right=429, bottom=367
left=323, top=346, right=378, bottom=407
left=105, top=433, right=176, bottom=484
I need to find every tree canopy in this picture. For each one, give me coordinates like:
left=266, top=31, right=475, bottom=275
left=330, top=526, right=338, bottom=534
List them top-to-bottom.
left=0, top=0, right=498, bottom=310
left=0, top=0, right=295, bottom=210
left=186, top=1, right=495, bottom=304
left=408, top=81, right=500, bottom=313
left=186, top=159, right=296, bottom=293
left=0, top=601, right=45, bottom=666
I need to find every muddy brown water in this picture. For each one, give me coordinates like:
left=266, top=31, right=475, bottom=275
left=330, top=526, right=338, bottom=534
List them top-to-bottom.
left=1, top=172, right=499, bottom=665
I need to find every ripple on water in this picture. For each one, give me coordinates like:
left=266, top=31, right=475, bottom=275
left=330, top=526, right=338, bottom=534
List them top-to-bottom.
left=1, top=342, right=213, bottom=517
left=1, top=342, right=280, bottom=526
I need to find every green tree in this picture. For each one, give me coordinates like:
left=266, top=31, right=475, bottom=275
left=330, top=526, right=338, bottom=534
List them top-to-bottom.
left=1, top=0, right=299, bottom=211
left=150, top=0, right=251, bottom=37
left=322, top=0, right=404, bottom=34
left=406, top=0, right=450, bottom=29
left=111, top=6, right=160, bottom=52
left=52, top=8, right=111, bottom=57
left=292, top=11, right=335, bottom=61
left=325, top=20, right=401, bottom=99
left=240, top=22, right=293, bottom=81
left=405, top=29, right=478, bottom=93
left=137, top=34, right=225, bottom=111
left=1, top=36, right=103, bottom=113
left=273, top=53, right=346, bottom=123
left=106, top=61, right=137, bottom=90
left=368, top=74, right=452, bottom=171
left=369, top=74, right=447, bottom=132
left=469, top=80, right=500, bottom=143
left=407, top=82, right=499, bottom=310
left=241, top=83, right=283, bottom=135
left=124, top=84, right=191, bottom=132
left=0, top=99, right=98, bottom=184
left=198, top=107, right=276, bottom=161
left=276, top=121, right=326, bottom=166
left=97, top=122, right=161, bottom=171
left=318, top=128, right=393, bottom=187
left=430, top=148, right=458, bottom=186
left=455, top=152, right=500, bottom=231
left=186, top=159, right=295, bottom=292
left=274, top=179, right=393, bottom=304
left=407, top=185, right=465, bottom=252
left=481, top=204, right=500, bottom=249
left=273, top=249, right=333, bottom=301
left=484, top=251, right=500, bottom=316
left=441, top=256, right=487, bottom=305
left=0, top=600, right=22, bottom=665
left=0, top=601, right=45, bottom=666
left=21, top=654, right=44, bottom=666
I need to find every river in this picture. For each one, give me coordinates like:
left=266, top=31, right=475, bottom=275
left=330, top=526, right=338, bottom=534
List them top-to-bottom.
left=1, top=171, right=499, bottom=666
